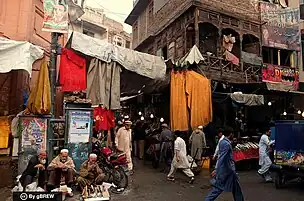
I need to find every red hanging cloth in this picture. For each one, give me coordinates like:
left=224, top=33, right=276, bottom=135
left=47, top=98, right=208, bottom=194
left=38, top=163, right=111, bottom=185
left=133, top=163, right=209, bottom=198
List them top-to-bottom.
left=60, top=48, right=86, bottom=92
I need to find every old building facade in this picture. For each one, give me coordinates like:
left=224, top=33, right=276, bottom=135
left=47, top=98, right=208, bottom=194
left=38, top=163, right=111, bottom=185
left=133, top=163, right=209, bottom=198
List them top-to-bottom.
left=126, top=0, right=300, bottom=87
left=72, top=6, right=132, bottom=48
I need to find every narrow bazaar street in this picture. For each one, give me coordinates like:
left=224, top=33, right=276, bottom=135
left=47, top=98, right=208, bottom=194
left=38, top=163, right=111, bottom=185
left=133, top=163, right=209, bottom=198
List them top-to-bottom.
left=111, top=160, right=303, bottom=201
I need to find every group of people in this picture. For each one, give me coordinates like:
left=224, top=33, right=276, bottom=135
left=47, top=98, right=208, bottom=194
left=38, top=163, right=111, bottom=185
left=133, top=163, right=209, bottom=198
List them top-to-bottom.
left=20, top=149, right=105, bottom=196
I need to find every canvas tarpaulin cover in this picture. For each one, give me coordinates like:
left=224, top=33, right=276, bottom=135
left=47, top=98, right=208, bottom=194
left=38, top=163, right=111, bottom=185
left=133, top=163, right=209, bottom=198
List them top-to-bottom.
left=69, top=32, right=166, bottom=79
left=0, top=38, right=44, bottom=76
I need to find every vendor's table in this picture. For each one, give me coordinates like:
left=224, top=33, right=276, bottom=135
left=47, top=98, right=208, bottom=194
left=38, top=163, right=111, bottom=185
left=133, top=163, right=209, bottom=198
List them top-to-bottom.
left=233, top=148, right=259, bottom=162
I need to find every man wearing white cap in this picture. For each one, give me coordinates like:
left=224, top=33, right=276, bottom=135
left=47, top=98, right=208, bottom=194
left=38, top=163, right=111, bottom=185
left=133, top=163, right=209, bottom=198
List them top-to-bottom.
left=115, top=120, right=133, bottom=173
left=189, top=126, right=206, bottom=163
left=47, top=149, right=75, bottom=193
left=77, top=153, right=105, bottom=190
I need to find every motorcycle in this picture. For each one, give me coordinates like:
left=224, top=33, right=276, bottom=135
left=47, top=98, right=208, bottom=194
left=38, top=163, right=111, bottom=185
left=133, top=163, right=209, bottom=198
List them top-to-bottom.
left=145, top=129, right=161, bottom=168
left=92, top=141, right=128, bottom=189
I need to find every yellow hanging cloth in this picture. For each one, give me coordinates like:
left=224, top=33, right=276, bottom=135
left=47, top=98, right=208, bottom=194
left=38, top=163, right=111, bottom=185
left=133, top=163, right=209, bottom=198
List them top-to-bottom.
left=26, top=60, right=51, bottom=115
left=185, top=70, right=212, bottom=129
left=170, top=71, right=189, bottom=131
left=0, top=116, right=10, bottom=148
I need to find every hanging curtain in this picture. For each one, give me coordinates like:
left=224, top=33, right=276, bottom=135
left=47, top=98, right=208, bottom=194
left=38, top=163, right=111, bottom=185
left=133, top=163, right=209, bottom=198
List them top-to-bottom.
left=26, top=60, right=51, bottom=115
left=170, top=71, right=189, bottom=131
left=185, top=71, right=213, bottom=129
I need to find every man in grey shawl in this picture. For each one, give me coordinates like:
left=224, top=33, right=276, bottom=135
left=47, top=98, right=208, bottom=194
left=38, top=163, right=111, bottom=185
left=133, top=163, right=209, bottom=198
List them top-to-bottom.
left=159, top=123, right=173, bottom=172
left=189, top=126, right=207, bottom=164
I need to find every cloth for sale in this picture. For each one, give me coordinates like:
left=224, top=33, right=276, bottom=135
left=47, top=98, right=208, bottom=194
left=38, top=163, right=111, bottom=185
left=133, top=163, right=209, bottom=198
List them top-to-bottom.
left=222, top=34, right=235, bottom=52
left=0, top=37, right=44, bottom=76
left=59, top=48, right=86, bottom=92
left=223, top=51, right=239, bottom=66
left=87, top=59, right=121, bottom=110
left=25, top=60, right=51, bottom=115
left=170, top=71, right=189, bottom=131
left=185, top=71, right=212, bottom=129
left=94, top=107, right=115, bottom=131
left=0, top=116, right=10, bottom=148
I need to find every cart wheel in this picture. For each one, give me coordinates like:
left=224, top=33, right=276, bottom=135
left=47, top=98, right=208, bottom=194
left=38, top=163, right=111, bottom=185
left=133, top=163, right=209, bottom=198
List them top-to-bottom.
left=275, top=172, right=285, bottom=189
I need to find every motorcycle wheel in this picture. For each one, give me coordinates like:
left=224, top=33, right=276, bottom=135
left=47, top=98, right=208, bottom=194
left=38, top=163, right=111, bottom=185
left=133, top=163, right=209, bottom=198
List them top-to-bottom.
left=112, top=167, right=128, bottom=189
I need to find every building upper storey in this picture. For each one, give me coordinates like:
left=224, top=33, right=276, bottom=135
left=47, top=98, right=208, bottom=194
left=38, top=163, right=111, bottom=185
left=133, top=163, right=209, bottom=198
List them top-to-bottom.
left=125, top=0, right=296, bottom=50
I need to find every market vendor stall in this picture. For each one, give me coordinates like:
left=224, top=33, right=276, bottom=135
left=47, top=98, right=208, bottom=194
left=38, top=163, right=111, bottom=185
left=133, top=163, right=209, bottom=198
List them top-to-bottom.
left=233, top=142, right=259, bottom=162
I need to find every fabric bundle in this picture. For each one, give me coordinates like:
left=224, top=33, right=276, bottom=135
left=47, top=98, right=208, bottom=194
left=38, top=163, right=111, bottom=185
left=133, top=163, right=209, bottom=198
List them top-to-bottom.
left=93, top=107, right=115, bottom=131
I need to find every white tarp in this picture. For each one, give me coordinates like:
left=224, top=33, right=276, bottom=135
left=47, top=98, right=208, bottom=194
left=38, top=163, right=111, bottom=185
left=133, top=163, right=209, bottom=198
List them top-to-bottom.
left=70, top=32, right=166, bottom=79
left=0, top=37, right=44, bottom=76
left=177, top=45, right=205, bottom=66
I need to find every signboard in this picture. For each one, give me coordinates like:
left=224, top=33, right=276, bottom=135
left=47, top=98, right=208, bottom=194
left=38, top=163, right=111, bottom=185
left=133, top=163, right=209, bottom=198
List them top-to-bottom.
left=42, top=0, right=69, bottom=33
left=261, top=2, right=300, bottom=51
left=262, top=64, right=299, bottom=90
left=68, top=110, right=91, bottom=143
left=275, top=151, right=304, bottom=168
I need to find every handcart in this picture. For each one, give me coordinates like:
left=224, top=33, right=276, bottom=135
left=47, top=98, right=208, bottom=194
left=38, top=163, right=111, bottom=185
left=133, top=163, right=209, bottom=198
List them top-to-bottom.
left=274, top=120, right=304, bottom=189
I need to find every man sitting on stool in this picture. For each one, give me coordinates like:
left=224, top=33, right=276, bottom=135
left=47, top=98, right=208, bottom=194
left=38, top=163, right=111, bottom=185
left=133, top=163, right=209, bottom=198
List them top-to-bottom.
left=47, top=149, right=75, bottom=196
left=20, top=150, right=48, bottom=190
left=77, top=153, right=105, bottom=191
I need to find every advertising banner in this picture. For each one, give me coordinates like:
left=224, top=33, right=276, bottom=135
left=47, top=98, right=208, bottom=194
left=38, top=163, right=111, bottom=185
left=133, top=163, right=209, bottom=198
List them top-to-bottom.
left=42, top=0, right=69, bottom=33
left=260, top=2, right=300, bottom=51
left=262, top=64, right=299, bottom=90
left=20, top=117, right=47, bottom=151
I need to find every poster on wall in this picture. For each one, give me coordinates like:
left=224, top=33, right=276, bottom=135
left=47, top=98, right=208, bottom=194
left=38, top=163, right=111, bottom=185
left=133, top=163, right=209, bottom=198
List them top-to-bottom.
left=42, top=0, right=69, bottom=33
left=260, top=2, right=300, bottom=51
left=262, top=64, right=299, bottom=90
left=68, top=111, right=91, bottom=143
left=20, top=118, right=47, bottom=151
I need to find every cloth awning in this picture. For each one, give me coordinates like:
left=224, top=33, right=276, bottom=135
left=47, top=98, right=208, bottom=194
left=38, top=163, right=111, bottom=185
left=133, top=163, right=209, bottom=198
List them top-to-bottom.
left=68, top=32, right=166, bottom=79
left=0, top=37, right=44, bottom=76
left=177, top=45, right=205, bottom=66
left=230, top=92, right=264, bottom=106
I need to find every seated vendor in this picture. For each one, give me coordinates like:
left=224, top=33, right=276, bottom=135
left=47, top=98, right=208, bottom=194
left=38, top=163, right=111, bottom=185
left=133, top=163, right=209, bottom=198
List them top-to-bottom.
left=47, top=149, right=75, bottom=192
left=20, top=150, right=48, bottom=190
left=77, top=153, right=105, bottom=190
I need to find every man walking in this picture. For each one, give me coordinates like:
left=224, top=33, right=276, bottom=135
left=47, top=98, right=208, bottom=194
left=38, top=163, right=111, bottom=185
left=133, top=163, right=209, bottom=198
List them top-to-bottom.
left=115, top=120, right=133, bottom=173
left=159, top=123, right=173, bottom=172
left=205, top=128, right=244, bottom=201
left=213, top=128, right=224, bottom=160
left=258, top=128, right=275, bottom=182
left=167, top=131, right=195, bottom=184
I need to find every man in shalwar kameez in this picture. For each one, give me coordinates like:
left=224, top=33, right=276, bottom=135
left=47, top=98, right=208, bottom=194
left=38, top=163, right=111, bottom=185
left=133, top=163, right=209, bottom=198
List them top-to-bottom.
left=115, top=120, right=133, bottom=173
left=205, top=128, right=244, bottom=201
left=258, top=128, right=275, bottom=182
left=167, top=131, right=195, bottom=184
left=77, top=153, right=105, bottom=190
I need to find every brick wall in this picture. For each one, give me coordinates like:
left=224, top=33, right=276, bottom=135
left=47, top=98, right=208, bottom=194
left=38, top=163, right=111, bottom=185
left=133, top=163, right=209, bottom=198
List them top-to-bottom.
left=199, top=0, right=260, bottom=23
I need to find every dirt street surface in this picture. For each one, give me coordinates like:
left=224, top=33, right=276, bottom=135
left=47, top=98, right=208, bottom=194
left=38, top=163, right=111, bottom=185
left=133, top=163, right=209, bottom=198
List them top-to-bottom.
left=1, top=159, right=303, bottom=201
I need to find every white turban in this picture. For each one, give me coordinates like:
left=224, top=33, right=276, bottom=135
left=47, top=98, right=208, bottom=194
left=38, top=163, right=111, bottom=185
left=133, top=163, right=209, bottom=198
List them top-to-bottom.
left=61, top=149, right=69, bottom=153
left=89, top=153, right=97, bottom=158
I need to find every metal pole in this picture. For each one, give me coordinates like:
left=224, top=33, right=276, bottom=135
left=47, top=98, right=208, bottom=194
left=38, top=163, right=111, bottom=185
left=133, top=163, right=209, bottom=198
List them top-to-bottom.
left=49, top=32, right=58, bottom=117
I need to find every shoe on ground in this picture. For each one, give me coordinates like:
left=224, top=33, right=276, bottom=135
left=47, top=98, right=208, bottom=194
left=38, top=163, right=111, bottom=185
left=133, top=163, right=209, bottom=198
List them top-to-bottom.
left=167, top=177, right=175, bottom=182
left=189, top=177, right=195, bottom=184
left=67, top=192, right=74, bottom=197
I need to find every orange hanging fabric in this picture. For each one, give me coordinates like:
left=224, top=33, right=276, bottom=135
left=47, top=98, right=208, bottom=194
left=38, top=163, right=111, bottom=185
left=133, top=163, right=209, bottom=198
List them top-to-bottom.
left=26, top=60, right=51, bottom=115
left=170, top=71, right=189, bottom=131
left=185, top=71, right=212, bottom=129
